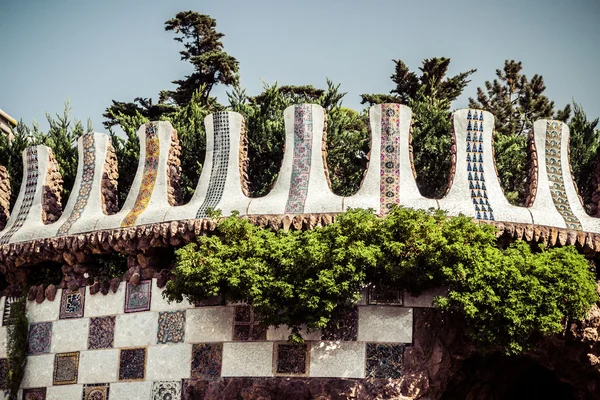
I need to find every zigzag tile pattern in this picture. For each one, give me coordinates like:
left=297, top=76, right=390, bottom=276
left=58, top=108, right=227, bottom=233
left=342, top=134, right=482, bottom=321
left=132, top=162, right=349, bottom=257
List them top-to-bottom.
left=466, top=110, right=494, bottom=221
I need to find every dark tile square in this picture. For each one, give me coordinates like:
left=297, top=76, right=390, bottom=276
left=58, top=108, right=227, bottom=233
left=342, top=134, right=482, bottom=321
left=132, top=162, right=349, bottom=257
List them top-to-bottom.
left=124, top=280, right=152, bottom=313
left=368, top=284, right=403, bottom=305
left=60, top=287, right=85, bottom=319
left=194, top=295, right=224, bottom=307
left=233, top=305, right=266, bottom=341
left=234, top=305, right=251, bottom=322
left=321, top=306, right=358, bottom=341
left=157, top=311, right=185, bottom=344
left=88, top=316, right=115, bottom=349
left=28, top=322, right=52, bottom=355
left=191, top=343, right=222, bottom=379
left=275, top=343, right=308, bottom=375
left=365, top=343, right=404, bottom=378
left=119, top=348, right=146, bottom=381
left=53, top=351, right=79, bottom=385
left=0, top=358, right=6, bottom=390
left=82, top=383, right=109, bottom=400
left=23, top=388, right=46, bottom=400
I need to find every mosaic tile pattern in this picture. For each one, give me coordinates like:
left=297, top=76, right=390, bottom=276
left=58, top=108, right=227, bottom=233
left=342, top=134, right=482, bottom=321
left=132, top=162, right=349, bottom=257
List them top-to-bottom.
left=285, top=104, right=313, bottom=214
left=380, top=104, right=401, bottom=213
left=466, top=110, right=494, bottom=221
left=197, top=112, right=230, bottom=218
left=545, top=121, right=582, bottom=230
left=121, top=123, right=160, bottom=227
left=57, top=134, right=96, bottom=235
left=0, top=147, right=39, bottom=244
left=124, top=280, right=152, bottom=313
left=368, top=284, right=402, bottom=305
left=59, top=287, right=85, bottom=319
left=2, top=296, right=17, bottom=326
left=233, top=305, right=266, bottom=341
left=321, top=306, right=358, bottom=341
left=157, top=311, right=186, bottom=344
left=88, top=316, right=115, bottom=349
left=28, top=321, right=52, bottom=355
left=191, top=343, right=222, bottom=379
left=275, top=343, right=308, bottom=375
left=365, top=343, right=404, bottom=378
left=119, top=348, right=146, bottom=380
left=53, top=351, right=80, bottom=385
left=0, top=358, right=7, bottom=389
left=152, top=380, right=182, bottom=400
left=82, top=383, right=110, bottom=400
left=23, top=388, right=46, bottom=400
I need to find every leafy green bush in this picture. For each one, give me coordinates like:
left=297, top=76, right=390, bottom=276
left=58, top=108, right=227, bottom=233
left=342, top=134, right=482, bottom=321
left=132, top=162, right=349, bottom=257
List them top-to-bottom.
left=164, top=207, right=598, bottom=353
left=5, top=297, right=27, bottom=400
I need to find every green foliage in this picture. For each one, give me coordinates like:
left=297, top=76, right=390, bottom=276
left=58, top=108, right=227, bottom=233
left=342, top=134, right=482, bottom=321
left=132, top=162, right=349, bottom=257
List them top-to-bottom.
left=165, top=207, right=598, bottom=353
left=90, top=252, right=129, bottom=282
left=5, top=297, right=27, bottom=400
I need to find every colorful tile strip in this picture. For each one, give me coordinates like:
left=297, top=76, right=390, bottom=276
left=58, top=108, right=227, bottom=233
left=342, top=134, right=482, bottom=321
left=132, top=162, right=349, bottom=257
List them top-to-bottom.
left=380, top=104, right=401, bottom=213
left=284, top=105, right=313, bottom=214
left=466, top=110, right=494, bottom=221
left=197, top=112, right=231, bottom=218
left=545, top=121, right=582, bottom=230
left=121, top=123, right=160, bottom=227
left=57, top=134, right=96, bottom=236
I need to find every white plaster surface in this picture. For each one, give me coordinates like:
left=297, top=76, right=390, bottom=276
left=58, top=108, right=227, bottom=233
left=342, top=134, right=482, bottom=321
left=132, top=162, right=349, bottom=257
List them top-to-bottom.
left=150, top=280, right=192, bottom=311
left=84, top=282, right=126, bottom=317
left=403, top=287, right=448, bottom=308
left=26, top=295, right=60, bottom=322
left=358, top=306, right=413, bottom=343
left=185, top=307, right=233, bottom=342
left=114, top=312, right=158, bottom=348
left=51, top=318, right=89, bottom=353
left=0, top=327, right=7, bottom=358
left=309, top=341, right=365, bottom=378
left=221, top=342, right=274, bottom=377
left=146, top=344, right=192, bottom=381
left=78, top=349, right=119, bottom=384
left=21, top=354, right=54, bottom=388
left=109, top=381, right=153, bottom=400
left=46, top=384, right=83, bottom=400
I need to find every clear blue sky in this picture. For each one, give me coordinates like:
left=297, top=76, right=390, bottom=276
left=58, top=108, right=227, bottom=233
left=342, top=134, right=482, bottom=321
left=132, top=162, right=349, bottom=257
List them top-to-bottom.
left=1, top=0, right=599, bottom=132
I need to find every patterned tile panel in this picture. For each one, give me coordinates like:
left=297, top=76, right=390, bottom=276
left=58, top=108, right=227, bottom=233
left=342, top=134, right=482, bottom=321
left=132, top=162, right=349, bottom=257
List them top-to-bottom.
left=284, top=104, right=313, bottom=214
left=380, top=104, right=401, bottom=213
left=466, top=110, right=494, bottom=221
left=196, top=112, right=230, bottom=218
left=545, top=121, right=582, bottom=230
left=121, top=123, right=160, bottom=227
left=57, top=134, right=96, bottom=235
left=0, top=147, right=39, bottom=244
left=124, top=280, right=152, bottom=313
left=368, top=284, right=402, bottom=305
left=59, top=287, right=85, bottom=319
left=233, top=305, right=266, bottom=341
left=321, top=306, right=358, bottom=341
left=157, top=311, right=186, bottom=344
left=88, top=316, right=115, bottom=349
left=28, top=321, right=52, bottom=355
left=191, top=343, right=222, bottom=379
left=275, top=343, right=309, bottom=375
left=365, top=343, right=404, bottom=378
left=119, top=348, right=146, bottom=381
left=53, top=351, right=80, bottom=385
left=152, top=380, right=182, bottom=400
left=82, top=383, right=110, bottom=400
left=23, top=388, right=47, bottom=400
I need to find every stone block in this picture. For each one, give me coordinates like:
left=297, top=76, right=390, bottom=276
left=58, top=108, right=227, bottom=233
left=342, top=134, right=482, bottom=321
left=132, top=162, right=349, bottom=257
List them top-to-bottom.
left=150, top=279, right=192, bottom=311
left=84, top=281, right=125, bottom=317
left=27, top=295, right=60, bottom=323
left=357, top=306, right=413, bottom=343
left=185, top=307, right=233, bottom=343
left=114, top=312, right=157, bottom=348
left=51, top=318, right=89, bottom=353
left=0, top=327, right=6, bottom=358
left=310, top=341, right=365, bottom=378
left=221, top=342, right=273, bottom=377
left=146, top=343, right=192, bottom=381
left=78, top=349, right=119, bottom=384
left=22, top=354, right=53, bottom=388
left=109, top=381, right=152, bottom=400
left=46, top=384, right=84, bottom=400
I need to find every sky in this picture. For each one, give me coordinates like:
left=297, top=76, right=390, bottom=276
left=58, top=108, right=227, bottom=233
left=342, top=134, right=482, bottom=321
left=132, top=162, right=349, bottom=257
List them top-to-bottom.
left=1, top=0, right=599, bottom=132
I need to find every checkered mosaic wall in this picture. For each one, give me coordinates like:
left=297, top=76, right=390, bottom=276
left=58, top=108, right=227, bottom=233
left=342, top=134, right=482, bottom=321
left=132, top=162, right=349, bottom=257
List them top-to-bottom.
left=0, top=280, right=420, bottom=399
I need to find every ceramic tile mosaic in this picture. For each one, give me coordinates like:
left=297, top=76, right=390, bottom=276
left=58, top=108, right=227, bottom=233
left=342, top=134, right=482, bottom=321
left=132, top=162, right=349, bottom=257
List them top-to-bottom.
left=285, top=104, right=313, bottom=214
left=380, top=104, right=401, bottom=213
left=466, top=110, right=494, bottom=221
left=196, top=112, right=231, bottom=218
left=545, top=121, right=582, bottom=230
left=121, top=123, right=160, bottom=227
left=57, top=134, right=96, bottom=236
left=0, top=147, right=39, bottom=244
left=124, top=280, right=152, bottom=313
left=368, top=284, right=403, bottom=305
left=59, top=287, right=85, bottom=319
left=2, top=296, right=17, bottom=326
left=233, top=305, right=266, bottom=341
left=321, top=306, right=358, bottom=341
left=157, top=311, right=186, bottom=344
left=88, top=316, right=115, bottom=349
left=28, top=321, right=52, bottom=355
left=191, top=343, right=222, bottom=379
left=275, top=343, right=309, bottom=375
left=365, top=343, right=404, bottom=378
left=119, top=348, right=146, bottom=381
left=53, top=351, right=79, bottom=385
left=0, top=357, right=6, bottom=389
left=151, top=380, right=182, bottom=400
left=82, top=383, right=109, bottom=400
left=23, top=388, right=47, bottom=400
